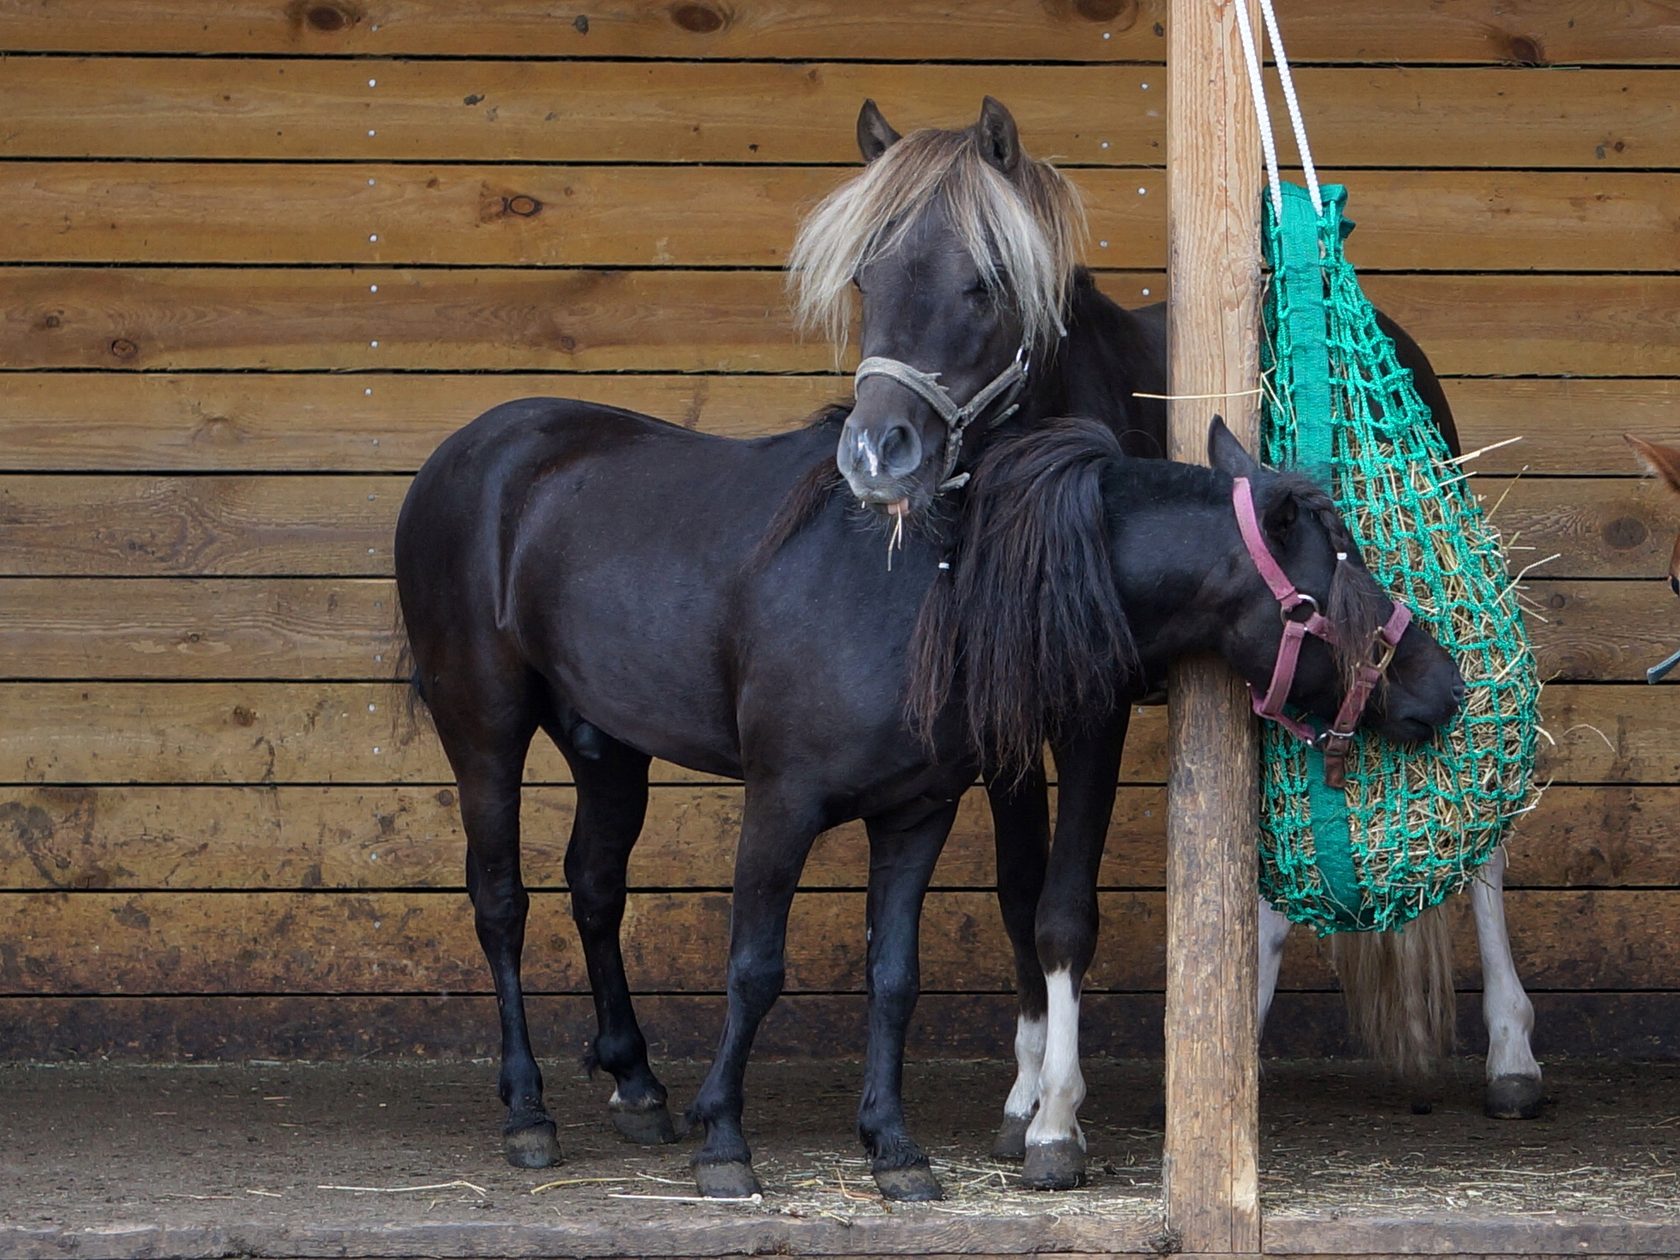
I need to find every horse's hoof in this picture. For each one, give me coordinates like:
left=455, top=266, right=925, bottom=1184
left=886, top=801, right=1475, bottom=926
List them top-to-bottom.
left=1485, top=1073, right=1545, bottom=1120
left=1411, top=1098, right=1435, bottom=1115
left=611, top=1100, right=680, bottom=1145
left=991, top=1113, right=1031, bottom=1162
left=503, top=1119, right=563, bottom=1169
left=1022, top=1138, right=1086, bottom=1191
left=694, top=1160, right=761, bottom=1199
left=873, top=1160, right=943, bottom=1202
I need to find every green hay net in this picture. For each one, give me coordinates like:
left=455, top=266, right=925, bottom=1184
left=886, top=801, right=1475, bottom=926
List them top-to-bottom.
left=1256, top=181, right=1542, bottom=935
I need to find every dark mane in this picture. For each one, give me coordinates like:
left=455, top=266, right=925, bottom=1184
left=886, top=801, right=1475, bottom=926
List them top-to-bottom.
left=750, top=402, right=853, bottom=568
left=907, top=418, right=1138, bottom=779
left=1270, top=471, right=1393, bottom=697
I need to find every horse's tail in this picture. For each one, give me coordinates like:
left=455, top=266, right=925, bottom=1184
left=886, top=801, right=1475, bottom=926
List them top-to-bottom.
left=390, top=597, right=431, bottom=730
left=1328, top=905, right=1455, bottom=1088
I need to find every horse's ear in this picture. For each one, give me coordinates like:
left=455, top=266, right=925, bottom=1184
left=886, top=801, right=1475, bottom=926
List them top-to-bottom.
left=977, top=96, right=1021, bottom=174
left=857, top=99, right=902, bottom=163
left=1206, top=414, right=1259, bottom=478
left=1627, top=434, right=1680, bottom=495
left=1263, top=487, right=1299, bottom=544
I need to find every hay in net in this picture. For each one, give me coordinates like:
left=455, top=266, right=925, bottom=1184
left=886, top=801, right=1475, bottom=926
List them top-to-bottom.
left=1257, top=182, right=1542, bottom=935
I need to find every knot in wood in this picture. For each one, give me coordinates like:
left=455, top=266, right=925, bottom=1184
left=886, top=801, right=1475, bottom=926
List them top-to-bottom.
left=1074, top=0, right=1133, bottom=26
left=671, top=2, right=726, bottom=34
left=305, top=3, right=357, bottom=32
left=505, top=194, right=542, bottom=217
left=109, top=338, right=138, bottom=361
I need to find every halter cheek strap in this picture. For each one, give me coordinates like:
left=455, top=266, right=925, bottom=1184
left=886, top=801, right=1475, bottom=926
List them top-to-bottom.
left=853, top=346, right=1029, bottom=491
left=1232, top=476, right=1413, bottom=789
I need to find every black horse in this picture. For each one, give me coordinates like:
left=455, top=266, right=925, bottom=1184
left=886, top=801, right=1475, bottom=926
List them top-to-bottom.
left=792, top=97, right=1506, bottom=1176
left=395, top=353, right=1462, bottom=1203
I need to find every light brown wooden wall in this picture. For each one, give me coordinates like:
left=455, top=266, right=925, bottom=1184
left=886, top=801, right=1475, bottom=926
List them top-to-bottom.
left=4, top=0, right=1680, bottom=1063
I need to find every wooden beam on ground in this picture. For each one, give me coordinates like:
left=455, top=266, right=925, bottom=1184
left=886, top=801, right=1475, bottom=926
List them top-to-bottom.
left=1163, top=0, right=1263, bottom=1254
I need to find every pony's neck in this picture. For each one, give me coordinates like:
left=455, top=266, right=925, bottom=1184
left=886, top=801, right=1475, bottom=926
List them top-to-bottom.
left=1030, top=269, right=1170, bottom=456
left=1106, top=458, right=1242, bottom=670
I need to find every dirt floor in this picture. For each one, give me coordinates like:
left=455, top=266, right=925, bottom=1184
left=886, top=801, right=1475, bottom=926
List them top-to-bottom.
left=2, top=1058, right=1677, bottom=1258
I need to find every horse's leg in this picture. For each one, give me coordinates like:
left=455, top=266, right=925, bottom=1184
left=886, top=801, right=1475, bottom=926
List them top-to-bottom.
left=433, top=700, right=557, bottom=1168
left=1023, top=718, right=1127, bottom=1191
left=559, top=732, right=678, bottom=1144
left=985, top=766, right=1051, bottom=1161
left=689, top=783, right=824, bottom=1198
left=856, top=798, right=961, bottom=1202
left=1473, top=847, right=1544, bottom=1118
left=1258, top=898, right=1292, bottom=1037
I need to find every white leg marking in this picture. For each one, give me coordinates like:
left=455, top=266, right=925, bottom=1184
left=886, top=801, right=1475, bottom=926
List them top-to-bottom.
left=1472, top=848, right=1540, bottom=1081
left=1258, top=898, right=1292, bottom=1038
left=1025, top=969, right=1085, bottom=1150
left=1003, top=1013, right=1047, bottom=1119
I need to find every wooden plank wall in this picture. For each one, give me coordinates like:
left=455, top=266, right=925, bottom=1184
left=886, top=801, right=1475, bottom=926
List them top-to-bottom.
left=4, top=0, right=1680, bottom=1064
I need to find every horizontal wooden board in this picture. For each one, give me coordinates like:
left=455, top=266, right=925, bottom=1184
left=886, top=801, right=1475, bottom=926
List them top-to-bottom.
left=4, top=1, right=1675, bottom=64
left=0, top=61, right=1674, bottom=167
left=7, top=165, right=1678, bottom=272
left=5, top=268, right=1677, bottom=375
left=0, top=373, right=846, bottom=472
left=1, top=375, right=1671, bottom=476
left=0, top=473, right=1654, bottom=579
left=0, top=577, right=1660, bottom=682
left=0, top=681, right=1655, bottom=784
left=0, top=782, right=1665, bottom=892
left=0, top=784, right=1160, bottom=892
left=0, top=888, right=1668, bottom=995
left=7, top=990, right=1677, bottom=1063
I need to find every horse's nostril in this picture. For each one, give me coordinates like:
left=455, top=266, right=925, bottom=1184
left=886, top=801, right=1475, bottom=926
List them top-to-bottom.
left=878, top=420, right=923, bottom=477
left=1452, top=677, right=1468, bottom=706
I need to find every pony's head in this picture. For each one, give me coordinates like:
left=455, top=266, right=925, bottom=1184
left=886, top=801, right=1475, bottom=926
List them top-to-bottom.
left=787, top=97, right=1084, bottom=514
left=908, top=418, right=1463, bottom=778
left=1204, top=420, right=1466, bottom=747
left=1627, top=434, right=1680, bottom=595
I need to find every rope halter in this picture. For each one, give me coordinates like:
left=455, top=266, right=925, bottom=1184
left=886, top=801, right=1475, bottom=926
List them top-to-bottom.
left=852, top=345, right=1030, bottom=492
left=1233, top=476, right=1413, bottom=789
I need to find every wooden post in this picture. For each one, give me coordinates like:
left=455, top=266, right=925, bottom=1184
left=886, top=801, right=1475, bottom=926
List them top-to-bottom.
left=1163, top=0, right=1263, bottom=1254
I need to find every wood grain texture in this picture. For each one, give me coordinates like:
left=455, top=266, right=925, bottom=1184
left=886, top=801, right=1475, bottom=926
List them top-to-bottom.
left=1163, top=0, right=1261, bottom=1246
left=4, top=1, right=1675, bottom=63
left=0, top=60, right=1674, bottom=168
left=9, top=164, right=1679, bottom=273
left=5, top=267, right=1678, bottom=375
left=0, top=373, right=847, bottom=472
left=1, top=375, right=1670, bottom=475
left=0, top=474, right=1644, bottom=579
left=0, top=576, right=1651, bottom=681
left=0, top=682, right=1656, bottom=784
left=0, top=781, right=1661, bottom=893
left=0, top=784, right=1168, bottom=892
left=1, top=887, right=1671, bottom=996
left=5, top=990, right=1677, bottom=1062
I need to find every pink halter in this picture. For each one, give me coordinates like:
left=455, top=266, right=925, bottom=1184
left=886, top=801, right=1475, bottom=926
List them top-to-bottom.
left=1232, top=476, right=1412, bottom=789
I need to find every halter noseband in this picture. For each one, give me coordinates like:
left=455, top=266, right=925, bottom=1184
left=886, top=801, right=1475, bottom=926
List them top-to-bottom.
left=852, top=346, right=1030, bottom=492
left=1232, top=476, right=1412, bottom=789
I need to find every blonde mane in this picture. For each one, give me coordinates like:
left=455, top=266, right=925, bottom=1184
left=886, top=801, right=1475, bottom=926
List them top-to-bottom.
left=786, top=126, right=1086, bottom=356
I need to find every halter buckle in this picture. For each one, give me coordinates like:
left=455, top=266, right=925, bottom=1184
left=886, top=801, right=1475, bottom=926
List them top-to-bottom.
left=1280, top=593, right=1320, bottom=625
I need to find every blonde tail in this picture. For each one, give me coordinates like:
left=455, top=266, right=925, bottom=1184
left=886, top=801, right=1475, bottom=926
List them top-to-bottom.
left=1328, top=903, right=1455, bottom=1087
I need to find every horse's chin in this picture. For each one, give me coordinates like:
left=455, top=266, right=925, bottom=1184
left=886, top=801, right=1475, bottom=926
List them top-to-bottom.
left=1369, top=713, right=1440, bottom=744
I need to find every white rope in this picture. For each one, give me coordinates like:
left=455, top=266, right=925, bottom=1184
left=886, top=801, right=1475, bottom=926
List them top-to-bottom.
left=1230, top=0, right=1322, bottom=215
left=1231, top=0, right=1283, bottom=214
left=1257, top=0, right=1323, bottom=213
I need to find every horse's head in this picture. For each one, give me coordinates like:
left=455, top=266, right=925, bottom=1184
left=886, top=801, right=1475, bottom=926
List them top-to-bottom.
left=787, top=97, right=1084, bottom=514
left=1206, top=420, right=1465, bottom=746
left=1627, top=434, right=1680, bottom=594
